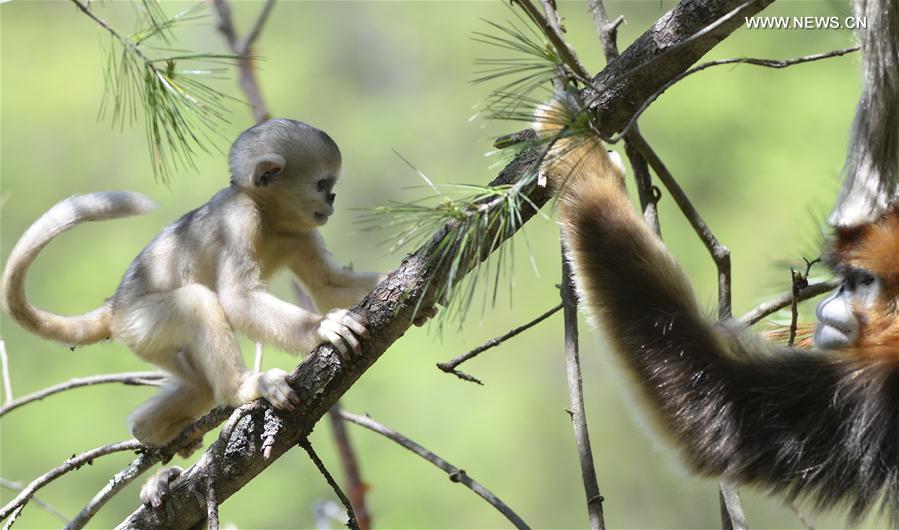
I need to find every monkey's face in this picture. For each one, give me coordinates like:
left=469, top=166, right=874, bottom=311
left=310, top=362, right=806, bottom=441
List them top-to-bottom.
left=271, top=158, right=341, bottom=230
left=814, top=269, right=881, bottom=350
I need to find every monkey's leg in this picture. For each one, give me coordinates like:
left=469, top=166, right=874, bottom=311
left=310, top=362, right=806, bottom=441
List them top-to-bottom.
left=114, top=285, right=299, bottom=446
left=162, top=285, right=301, bottom=410
left=129, top=379, right=214, bottom=448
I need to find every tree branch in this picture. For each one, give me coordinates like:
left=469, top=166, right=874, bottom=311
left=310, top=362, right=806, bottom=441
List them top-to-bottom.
left=211, top=0, right=273, bottom=123
left=118, top=1, right=776, bottom=526
left=738, top=278, right=839, bottom=326
left=437, top=303, right=562, bottom=384
left=0, top=372, right=164, bottom=417
left=337, top=411, right=529, bottom=529
left=299, top=438, right=359, bottom=530
left=0, top=440, right=142, bottom=522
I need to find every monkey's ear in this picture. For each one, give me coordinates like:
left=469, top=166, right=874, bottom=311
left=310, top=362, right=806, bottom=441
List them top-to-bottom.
left=251, top=154, right=286, bottom=187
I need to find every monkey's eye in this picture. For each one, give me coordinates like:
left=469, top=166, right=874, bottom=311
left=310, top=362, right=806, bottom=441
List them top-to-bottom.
left=316, top=179, right=328, bottom=192
left=860, top=273, right=876, bottom=287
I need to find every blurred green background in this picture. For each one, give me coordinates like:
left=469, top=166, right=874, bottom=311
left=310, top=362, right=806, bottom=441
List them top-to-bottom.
left=0, top=1, right=875, bottom=528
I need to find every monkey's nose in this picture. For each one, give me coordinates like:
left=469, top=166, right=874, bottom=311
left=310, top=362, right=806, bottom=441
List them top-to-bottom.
left=326, top=193, right=336, bottom=205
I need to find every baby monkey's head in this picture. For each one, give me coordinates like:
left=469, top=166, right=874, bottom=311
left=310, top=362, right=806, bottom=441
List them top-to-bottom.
left=230, top=119, right=343, bottom=229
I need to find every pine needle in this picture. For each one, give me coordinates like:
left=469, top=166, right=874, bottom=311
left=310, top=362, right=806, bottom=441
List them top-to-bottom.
left=80, top=1, right=241, bottom=181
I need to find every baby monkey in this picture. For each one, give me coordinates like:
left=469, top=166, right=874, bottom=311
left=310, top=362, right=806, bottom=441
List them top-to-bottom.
left=2, top=119, right=384, bottom=447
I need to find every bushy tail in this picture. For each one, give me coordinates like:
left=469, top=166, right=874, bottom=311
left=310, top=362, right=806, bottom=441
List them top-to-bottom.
left=2, top=192, right=157, bottom=345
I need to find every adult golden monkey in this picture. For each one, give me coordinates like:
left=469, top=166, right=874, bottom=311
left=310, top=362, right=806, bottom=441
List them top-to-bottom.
left=534, top=0, right=899, bottom=523
left=2, top=119, right=385, bottom=448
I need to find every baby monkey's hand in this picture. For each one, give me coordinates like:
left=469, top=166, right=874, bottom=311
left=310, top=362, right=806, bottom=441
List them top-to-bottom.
left=316, top=309, right=370, bottom=357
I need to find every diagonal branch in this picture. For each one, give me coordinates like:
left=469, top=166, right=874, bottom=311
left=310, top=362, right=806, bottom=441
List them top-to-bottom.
left=118, top=1, right=776, bottom=526
left=337, top=411, right=529, bottom=529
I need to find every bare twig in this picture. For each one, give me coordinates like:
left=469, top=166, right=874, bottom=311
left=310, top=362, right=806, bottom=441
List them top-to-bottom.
left=211, top=0, right=274, bottom=123
left=587, top=0, right=623, bottom=61
left=608, top=46, right=860, bottom=144
left=626, top=133, right=734, bottom=319
left=561, top=248, right=605, bottom=530
left=738, top=279, right=839, bottom=326
left=437, top=303, right=562, bottom=384
left=0, top=339, right=11, bottom=403
left=253, top=342, right=264, bottom=372
left=0, top=372, right=165, bottom=417
left=328, top=404, right=371, bottom=530
left=66, top=407, right=233, bottom=530
left=337, top=411, right=530, bottom=529
left=299, top=438, right=359, bottom=530
left=0, top=440, right=142, bottom=522
left=65, top=451, right=158, bottom=530
left=0, top=478, right=68, bottom=523
left=719, top=484, right=748, bottom=530
left=788, top=502, right=816, bottom=530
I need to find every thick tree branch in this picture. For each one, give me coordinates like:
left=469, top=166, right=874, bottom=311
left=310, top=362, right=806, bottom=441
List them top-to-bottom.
left=118, top=1, right=775, bottom=527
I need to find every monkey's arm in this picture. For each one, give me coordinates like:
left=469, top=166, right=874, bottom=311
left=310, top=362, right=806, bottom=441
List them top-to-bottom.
left=552, top=140, right=899, bottom=523
left=216, top=228, right=367, bottom=356
left=289, top=231, right=385, bottom=314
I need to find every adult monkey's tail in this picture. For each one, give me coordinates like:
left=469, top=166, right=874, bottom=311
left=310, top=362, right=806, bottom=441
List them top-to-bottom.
left=1, top=191, right=157, bottom=346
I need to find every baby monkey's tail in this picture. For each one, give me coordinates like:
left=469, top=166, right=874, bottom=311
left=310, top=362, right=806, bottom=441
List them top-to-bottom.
left=2, top=192, right=157, bottom=346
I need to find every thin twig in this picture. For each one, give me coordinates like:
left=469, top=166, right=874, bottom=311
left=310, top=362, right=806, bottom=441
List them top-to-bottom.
left=211, top=0, right=273, bottom=123
left=238, top=0, right=276, bottom=53
left=509, top=0, right=591, bottom=81
left=587, top=0, right=623, bottom=61
left=529, top=4, right=605, bottom=526
left=608, top=46, right=860, bottom=144
left=626, top=133, right=733, bottom=319
left=561, top=247, right=605, bottom=530
left=738, top=279, right=839, bottom=326
left=437, top=303, right=562, bottom=384
left=0, top=339, right=11, bottom=403
left=253, top=342, right=264, bottom=372
left=0, top=372, right=165, bottom=417
left=329, top=403, right=371, bottom=530
left=67, top=406, right=233, bottom=530
left=337, top=411, right=530, bottom=530
left=299, top=438, right=360, bottom=530
left=0, top=440, right=143, bottom=521
left=65, top=451, right=158, bottom=530
left=0, top=479, right=69, bottom=523
left=719, top=484, right=747, bottom=530
left=788, top=502, right=816, bottom=530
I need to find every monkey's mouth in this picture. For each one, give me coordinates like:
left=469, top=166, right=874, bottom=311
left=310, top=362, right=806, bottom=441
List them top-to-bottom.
left=314, top=212, right=330, bottom=224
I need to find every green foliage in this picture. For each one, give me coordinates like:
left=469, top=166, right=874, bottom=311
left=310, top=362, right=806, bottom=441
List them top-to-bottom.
left=96, top=1, right=239, bottom=181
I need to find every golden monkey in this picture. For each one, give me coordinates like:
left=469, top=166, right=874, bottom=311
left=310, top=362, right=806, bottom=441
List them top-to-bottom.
left=529, top=0, right=898, bottom=522
left=2, top=119, right=384, bottom=449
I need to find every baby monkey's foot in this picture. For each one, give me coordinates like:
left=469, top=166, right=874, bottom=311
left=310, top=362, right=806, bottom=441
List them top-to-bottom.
left=316, top=309, right=369, bottom=358
left=257, top=368, right=301, bottom=411
left=140, top=466, right=183, bottom=509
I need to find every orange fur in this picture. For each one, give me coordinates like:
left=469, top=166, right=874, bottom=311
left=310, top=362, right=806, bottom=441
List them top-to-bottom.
left=828, top=208, right=899, bottom=360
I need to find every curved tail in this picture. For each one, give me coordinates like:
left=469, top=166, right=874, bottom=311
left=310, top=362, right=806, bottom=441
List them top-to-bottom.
left=2, top=192, right=158, bottom=346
